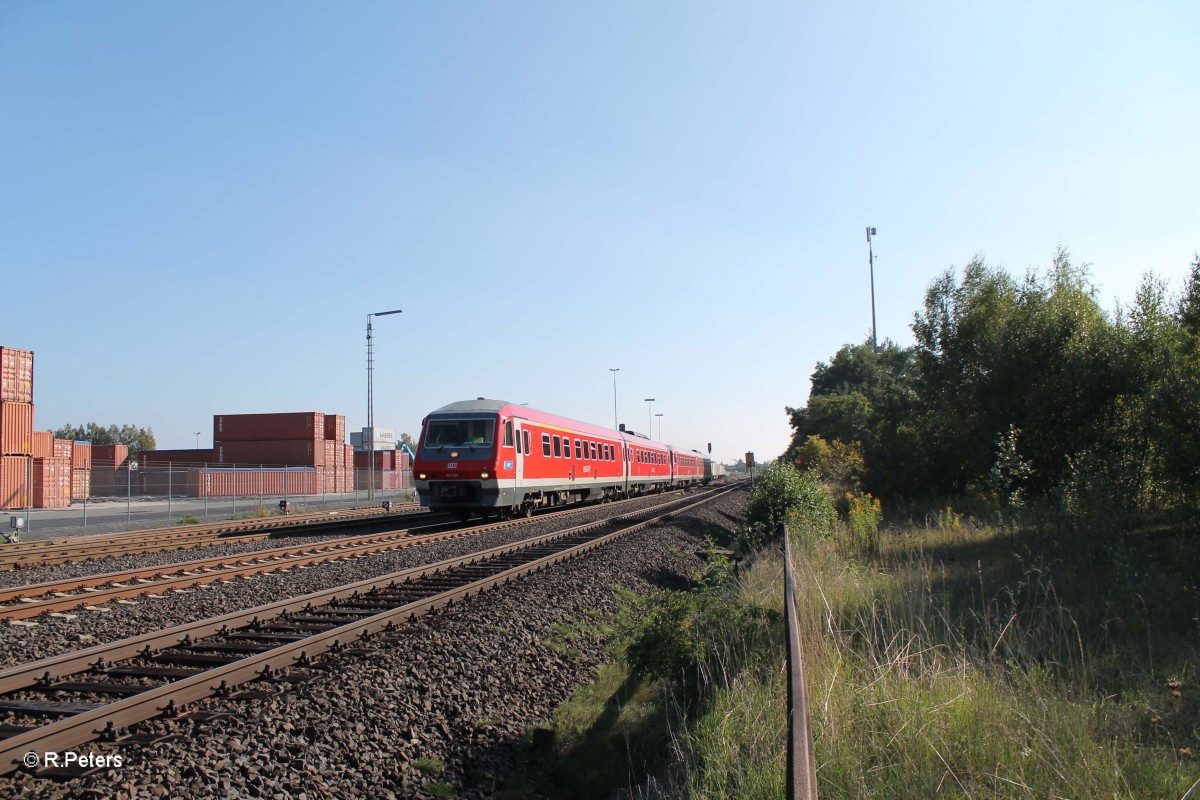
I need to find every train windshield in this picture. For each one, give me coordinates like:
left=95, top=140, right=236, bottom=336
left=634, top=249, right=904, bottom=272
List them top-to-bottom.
left=422, top=418, right=496, bottom=452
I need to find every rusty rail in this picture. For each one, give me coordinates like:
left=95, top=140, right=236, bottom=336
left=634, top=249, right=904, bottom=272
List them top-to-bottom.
left=0, top=486, right=734, bottom=776
left=784, top=525, right=818, bottom=800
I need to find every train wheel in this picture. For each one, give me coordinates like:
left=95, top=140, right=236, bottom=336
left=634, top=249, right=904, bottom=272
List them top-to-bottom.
left=522, top=505, right=533, bottom=519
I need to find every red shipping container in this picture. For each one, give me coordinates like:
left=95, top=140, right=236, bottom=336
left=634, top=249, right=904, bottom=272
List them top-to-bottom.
left=0, top=347, right=33, bottom=404
left=0, top=402, right=33, bottom=456
left=213, top=412, right=326, bottom=443
left=323, top=414, right=346, bottom=443
left=31, top=431, right=53, bottom=459
left=53, top=438, right=72, bottom=458
left=214, top=440, right=322, bottom=466
left=324, top=440, right=336, bottom=468
left=71, top=441, right=92, bottom=471
left=90, top=444, right=129, bottom=469
left=140, top=449, right=214, bottom=465
left=354, top=451, right=394, bottom=470
left=0, top=455, right=29, bottom=508
left=32, top=457, right=70, bottom=508
left=186, top=467, right=317, bottom=498
left=70, top=468, right=90, bottom=501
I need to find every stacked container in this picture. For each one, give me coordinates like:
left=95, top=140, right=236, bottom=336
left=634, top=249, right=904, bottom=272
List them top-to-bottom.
left=0, top=348, right=33, bottom=510
left=69, top=441, right=91, bottom=500
left=32, top=457, right=70, bottom=508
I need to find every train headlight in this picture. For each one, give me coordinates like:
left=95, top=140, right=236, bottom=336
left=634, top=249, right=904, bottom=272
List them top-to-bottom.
left=480, top=471, right=490, bottom=479
left=418, top=472, right=427, bottom=480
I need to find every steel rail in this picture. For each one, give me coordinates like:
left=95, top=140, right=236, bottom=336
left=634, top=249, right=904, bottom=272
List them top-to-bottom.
left=0, top=486, right=733, bottom=775
left=0, top=488, right=700, bottom=615
left=0, top=506, right=425, bottom=571
left=784, top=526, right=819, bottom=800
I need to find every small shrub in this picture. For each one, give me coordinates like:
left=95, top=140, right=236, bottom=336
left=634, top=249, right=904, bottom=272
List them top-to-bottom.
left=739, top=463, right=836, bottom=552
left=844, top=490, right=882, bottom=557
left=174, top=514, right=200, bottom=526
left=413, top=756, right=445, bottom=775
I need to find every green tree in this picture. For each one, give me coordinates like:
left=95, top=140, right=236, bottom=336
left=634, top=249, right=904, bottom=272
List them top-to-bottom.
left=52, top=422, right=156, bottom=455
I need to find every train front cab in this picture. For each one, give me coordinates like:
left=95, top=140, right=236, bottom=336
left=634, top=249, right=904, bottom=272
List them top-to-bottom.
left=413, top=410, right=505, bottom=520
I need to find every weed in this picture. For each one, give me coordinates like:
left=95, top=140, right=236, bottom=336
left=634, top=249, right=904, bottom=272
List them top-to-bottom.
left=412, top=756, right=444, bottom=775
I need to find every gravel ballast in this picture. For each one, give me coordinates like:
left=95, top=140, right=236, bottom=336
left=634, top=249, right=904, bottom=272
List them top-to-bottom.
left=1, top=487, right=747, bottom=800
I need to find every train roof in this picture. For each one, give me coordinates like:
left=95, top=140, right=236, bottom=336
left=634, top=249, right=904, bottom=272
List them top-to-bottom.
left=425, top=398, right=674, bottom=451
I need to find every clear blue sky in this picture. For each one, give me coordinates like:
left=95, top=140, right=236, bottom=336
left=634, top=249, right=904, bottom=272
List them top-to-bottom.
left=2, top=2, right=1197, bottom=463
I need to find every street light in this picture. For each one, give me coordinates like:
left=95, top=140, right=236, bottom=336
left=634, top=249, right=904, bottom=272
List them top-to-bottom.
left=866, top=226, right=878, bottom=352
left=367, top=309, right=403, bottom=501
left=609, top=368, right=620, bottom=429
left=644, top=398, right=655, bottom=438
left=655, top=412, right=663, bottom=441
left=194, top=432, right=201, bottom=449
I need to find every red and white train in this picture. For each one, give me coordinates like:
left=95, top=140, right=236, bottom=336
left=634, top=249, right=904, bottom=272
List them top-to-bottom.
left=412, top=398, right=714, bottom=519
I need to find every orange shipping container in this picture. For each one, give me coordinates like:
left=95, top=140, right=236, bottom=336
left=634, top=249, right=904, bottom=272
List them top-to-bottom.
left=0, top=347, right=33, bottom=404
left=0, top=402, right=33, bottom=456
left=31, top=431, right=53, bottom=460
left=53, top=439, right=72, bottom=458
left=324, top=440, right=336, bottom=468
left=71, top=441, right=92, bottom=471
left=140, top=449, right=213, bottom=465
left=0, top=455, right=29, bottom=509
left=32, top=457, right=70, bottom=509
left=71, top=469, right=90, bottom=501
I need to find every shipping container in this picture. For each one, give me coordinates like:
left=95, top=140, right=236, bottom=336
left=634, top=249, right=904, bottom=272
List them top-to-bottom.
left=0, top=348, right=33, bottom=404
left=0, top=402, right=33, bottom=456
left=213, top=412, right=326, bottom=443
left=324, top=414, right=346, bottom=443
left=350, top=427, right=397, bottom=451
left=31, top=431, right=53, bottom=460
left=53, top=439, right=72, bottom=458
left=214, top=440, right=322, bottom=466
left=323, top=440, right=336, bottom=468
left=71, top=441, right=92, bottom=471
left=90, top=444, right=129, bottom=469
left=140, top=449, right=214, bottom=466
left=354, top=450, right=395, bottom=470
left=0, top=455, right=29, bottom=509
left=32, top=457, right=70, bottom=509
left=186, top=467, right=318, bottom=498
left=70, top=468, right=90, bottom=501
left=355, top=469, right=401, bottom=491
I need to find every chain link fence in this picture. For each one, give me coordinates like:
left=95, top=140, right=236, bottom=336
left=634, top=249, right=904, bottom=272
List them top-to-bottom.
left=11, top=459, right=415, bottom=539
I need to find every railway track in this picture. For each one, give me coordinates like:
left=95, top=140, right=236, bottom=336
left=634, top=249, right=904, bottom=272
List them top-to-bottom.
left=0, top=485, right=733, bottom=777
left=0, top=490, right=693, bottom=620
left=0, top=504, right=425, bottom=571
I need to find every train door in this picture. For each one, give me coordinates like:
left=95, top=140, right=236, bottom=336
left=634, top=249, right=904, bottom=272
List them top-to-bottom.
left=513, top=421, right=525, bottom=484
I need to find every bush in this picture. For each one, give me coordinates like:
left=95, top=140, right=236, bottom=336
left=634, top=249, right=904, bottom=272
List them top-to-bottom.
left=739, top=463, right=836, bottom=552
left=843, top=491, right=882, bottom=557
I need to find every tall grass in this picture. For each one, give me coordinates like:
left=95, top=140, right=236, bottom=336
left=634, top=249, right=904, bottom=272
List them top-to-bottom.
left=634, top=521, right=1197, bottom=799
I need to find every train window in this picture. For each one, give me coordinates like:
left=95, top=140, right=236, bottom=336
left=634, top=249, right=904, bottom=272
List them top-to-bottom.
left=503, top=420, right=513, bottom=448
left=523, top=429, right=530, bottom=455
left=541, top=433, right=551, bottom=457
left=553, top=435, right=562, bottom=458
left=575, top=439, right=582, bottom=459
left=590, top=442, right=597, bottom=460
left=604, top=444, right=610, bottom=461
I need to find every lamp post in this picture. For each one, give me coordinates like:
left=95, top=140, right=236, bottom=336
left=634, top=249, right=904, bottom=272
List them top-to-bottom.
left=866, top=226, right=878, bottom=352
left=367, top=309, right=403, bottom=501
left=609, top=368, right=620, bottom=429
left=644, top=398, right=655, bottom=438
left=655, top=412, right=663, bottom=441
left=194, top=432, right=201, bottom=449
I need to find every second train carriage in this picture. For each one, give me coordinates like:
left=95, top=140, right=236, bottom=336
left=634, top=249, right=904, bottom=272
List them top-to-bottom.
left=412, top=399, right=710, bottom=519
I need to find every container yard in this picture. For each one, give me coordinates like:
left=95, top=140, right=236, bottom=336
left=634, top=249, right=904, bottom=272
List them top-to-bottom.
left=0, top=345, right=412, bottom=514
